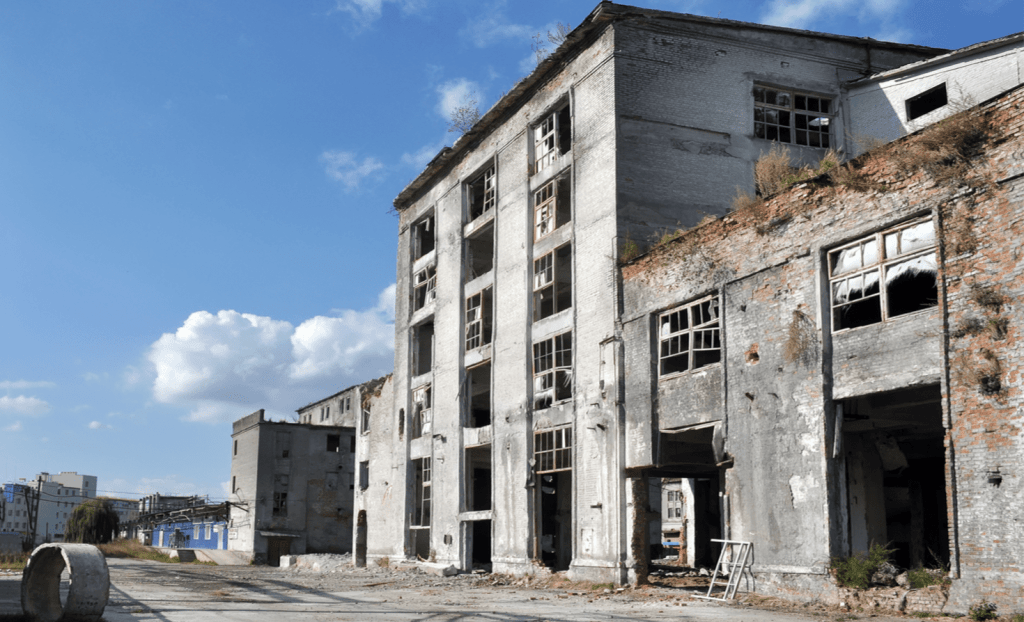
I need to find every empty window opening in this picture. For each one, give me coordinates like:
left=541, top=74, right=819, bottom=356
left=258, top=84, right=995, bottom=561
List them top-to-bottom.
left=906, top=83, right=947, bottom=121
left=754, top=85, right=832, bottom=148
left=533, top=103, right=571, bottom=174
left=468, top=165, right=496, bottom=222
left=533, top=172, right=572, bottom=241
left=413, top=213, right=435, bottom=260
left=830, top=217, right=937, bottom=331
left=465, top=222, right=494, bottom=282
left=533, top=243, right=572, bottom=321
left=413, top=265, right=437, bottom=311
left=465, top=288, right=493, bottom=351
left=659, top=296, right=721, bottom=377
left=413, top=320, right=435, bottom=376
left=533, top=331, right=572, bottom=410
left=467, top=363, right=491, bottom=428
left=412, top=385, right=432, bottom=439
left=841, top=385, right=949, bottom=569
left=342, top=396, right=351, bottom=413
left=361, top=405, right=371, bottom=434
left=398, top=408, right=405, bottom=440
left=534, top=426, right=572, bottom=570
left=275, top=432, right=291, bottom=459
left=327, top=434, right=341, bottom=453
left=350, top=435, right=356, bottom=453
left=233, top=440, right=237, bottom=456
left=466, top=445, right=492, bottom=512
left=411, top=457, right=432, bottom=558
left=359, top=461, right=369, bottom=491
left=273, top=474, right=289, bottom=517
left=231, top=476, right=236, bottom=493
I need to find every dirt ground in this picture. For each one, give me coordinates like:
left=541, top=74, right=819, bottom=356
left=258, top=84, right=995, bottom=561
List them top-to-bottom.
left=1, top=557, right=946, bottom=622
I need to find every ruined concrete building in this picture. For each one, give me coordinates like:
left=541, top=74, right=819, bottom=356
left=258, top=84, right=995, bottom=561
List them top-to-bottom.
left=365, top=0, right=955, bottom=582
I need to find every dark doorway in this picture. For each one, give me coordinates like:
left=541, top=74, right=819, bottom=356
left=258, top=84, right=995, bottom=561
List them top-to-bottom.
left=842, top=385, right=949, bottom=569
left=538, top=471, right=572, bottom=570
left=471, top=520, right=492, bottom=568
left=266, top=537, right=291, bottom=567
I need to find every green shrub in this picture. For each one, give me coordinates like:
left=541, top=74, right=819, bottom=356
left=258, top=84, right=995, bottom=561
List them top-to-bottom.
left=65, top=499, right=119, bottom=544
left=830, top=542, right=894, bottom=589
left=908, top=567, right=944, bottom=589
left=968, top=602, right=997, bottom=621
left=1009, top=613, right=1024, bottom=622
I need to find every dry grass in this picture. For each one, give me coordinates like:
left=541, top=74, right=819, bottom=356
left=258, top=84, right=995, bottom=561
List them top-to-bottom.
left=892, top=106, right=990, bottom=180
left=754, top=143, right=797, bottom=196
left=619, top=237, right=642, bottom=264
left=970, top=283, right=1006, bottom=311
left=783, top=310, right=816, bottom=365
left=957, top=348, right=1003, bottom=395
left=97, top=538, right=180, bottom=563
left=0, top=551, right=29, bottom=571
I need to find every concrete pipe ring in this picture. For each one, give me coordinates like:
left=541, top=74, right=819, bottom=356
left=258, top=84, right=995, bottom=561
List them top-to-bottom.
left=21, top=543, right=110, bottom=622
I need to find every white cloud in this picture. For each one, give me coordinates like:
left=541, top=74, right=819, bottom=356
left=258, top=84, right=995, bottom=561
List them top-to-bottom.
left=331, top=0, right=424, bottom=27
left=760, top=0, right=908, bottom=31
left=461, top=14, right=534, bottom=48
left=436, top=78, right=481, bottom=120
left=401, top=138, right=447, bottom=170
left=320, top=150, right=384, bottom=190
left=148, top=285, right=396, bottom=423
left=122, top=365, right=144, bottom=388
left=82, top=372, right=108, bottom=382
left=0, top=380, right=55, bottom=390
left=0, top=395, right=51, bottom=416
left=4, top=421, right=22, bottom=432
left=88, top=421, right=113, bottom=430
left=105, top=476, right=212, bottom=499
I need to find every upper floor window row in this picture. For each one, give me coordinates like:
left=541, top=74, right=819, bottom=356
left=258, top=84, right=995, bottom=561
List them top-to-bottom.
left=754, top=86, right=832, bottom=149
left=533, top=102, right=571, bottom=175
left=830, top=217, right=937, bottom=332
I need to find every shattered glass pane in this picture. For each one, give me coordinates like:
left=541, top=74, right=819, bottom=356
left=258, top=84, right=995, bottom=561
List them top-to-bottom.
left=886, top=253, right=938, bottom=317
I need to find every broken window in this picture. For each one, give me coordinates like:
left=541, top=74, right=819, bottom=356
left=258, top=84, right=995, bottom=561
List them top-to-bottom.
left=906, top=83, right=947, bottom=121
left=754, top=86, right=833, bottom=148
left=533, top=102, right=571, bottom=174
left=467, top=165, right=496, bottom=222
left=533, top=171, right=572, bottom=241
left=412, top=213, right=435, bottom=261
left=830, top=217, right=937, bottom=331
left=465, top=222, right=494, bottom=282
left=533, top=243, right=572, bottom=321
left=413, top=265, right=436, bottom=311
left=465, top=288, right=493, bottom=351
left=659, top=296, right=721, bottom=377
left=412, top=320, right=434, bottom=377
left=533, top=331, right=572, bottom=410
left=467, top=363, right=491, bottom=428
left=412, top=385, right=432, bottom=439
left=342, top=395, right=351, bottom=413
left=319, top=405, right=330, bottom=422
left=361, top=405, right=371, bottom=435
left=534, top=426, right=572, bottom=473
left=275, top=432, right=291, bottom=459
left=327, top=434, right=340, bottom=453
left=413, top=457, right=431, bottom=527
left=359, top=461, right=369, bottom=491
left=273, top=474, right=289, bottom=517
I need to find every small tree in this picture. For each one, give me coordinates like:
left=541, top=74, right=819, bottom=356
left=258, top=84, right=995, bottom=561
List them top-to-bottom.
left=448, top=93, right=481, bottom=135
left=64, top=500, right=119, bottom=544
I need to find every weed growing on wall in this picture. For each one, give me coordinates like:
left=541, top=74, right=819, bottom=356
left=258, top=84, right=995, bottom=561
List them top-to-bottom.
left=830, top=542, right=895, bottom=589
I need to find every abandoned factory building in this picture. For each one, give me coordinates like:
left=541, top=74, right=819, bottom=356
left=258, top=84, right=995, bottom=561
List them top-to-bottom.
left=371, top=0, right=951, bottom=586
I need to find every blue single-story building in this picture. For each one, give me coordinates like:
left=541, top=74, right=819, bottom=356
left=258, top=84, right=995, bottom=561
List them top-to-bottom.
left=152, top=520, right=228, bottom=550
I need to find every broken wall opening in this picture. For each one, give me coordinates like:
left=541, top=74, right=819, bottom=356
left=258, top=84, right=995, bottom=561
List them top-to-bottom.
left=413, top=213, right=435, bottom=260
left=465, top=223, right=494, bottom=282
left=467, top=363, right=491, bottom=428
left=842, top=384, right=948, bottom=569
left=534, top=426, right=572, bottom=571
left=655, top=426, right=723, bottom=568
left=465, top=445, right=492, bottom=512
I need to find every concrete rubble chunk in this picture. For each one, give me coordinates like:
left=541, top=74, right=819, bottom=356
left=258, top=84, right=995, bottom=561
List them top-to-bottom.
left=418, top=562, right=459, bottom=577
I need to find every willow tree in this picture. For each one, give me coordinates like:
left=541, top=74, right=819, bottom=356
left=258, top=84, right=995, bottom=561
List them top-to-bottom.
left=64, top=499, right=119, bottom=544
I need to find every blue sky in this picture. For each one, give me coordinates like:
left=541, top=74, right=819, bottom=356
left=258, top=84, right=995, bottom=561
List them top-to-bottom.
left=0, top=0, right=1019, bottom=501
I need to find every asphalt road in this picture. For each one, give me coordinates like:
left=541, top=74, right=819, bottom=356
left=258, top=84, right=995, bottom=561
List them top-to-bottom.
left=1, top=558, right=911, bottom=622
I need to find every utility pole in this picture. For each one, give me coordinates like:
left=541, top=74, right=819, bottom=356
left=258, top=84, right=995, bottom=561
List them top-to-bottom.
left=22, top=485, right=40, bottom=549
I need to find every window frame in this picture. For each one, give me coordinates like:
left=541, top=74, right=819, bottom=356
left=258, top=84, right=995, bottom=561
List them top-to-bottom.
left=753, top=85, right=834, bottom=149
left=532, top=102, right=570, bottom=175
left=467, top=164, right=496, bottom=222
left=411, top=212, right=436, bottom=261
left=828, top=216, right=939, bottom=333
left=533, top=243, right=572, bottom=321
left=413, top=265, right=437, bottom=311
left=465, top=288, right=493, bottom=352
left=657, top=295, right=722, bottom=379
left=532, top=331, right=573, bottom=410
left=411, top=384, right=432, bottom=439
left=534, top=426, right=572, bottom=473
left=412, top=457, right=432, bottom=527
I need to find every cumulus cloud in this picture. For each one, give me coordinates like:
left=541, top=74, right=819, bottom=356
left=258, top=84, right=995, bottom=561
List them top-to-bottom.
left=760, top=0, right=907, bottom=32
left=461, top=14, right=534, bottom=48
left=436, top=78, right=481, bottom=120
left=321, top=150, right=384, bottom=190
left=148, top=285, right=396, bottom=423
left=0, top=395, right=51, bottom=416
left=4, top=421, right=22, bottom=432
left=88, top=421, right=113, bottom=430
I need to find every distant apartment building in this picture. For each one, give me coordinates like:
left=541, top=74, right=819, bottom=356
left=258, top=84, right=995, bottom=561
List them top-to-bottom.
left=1, top=472, right=98, bottom=544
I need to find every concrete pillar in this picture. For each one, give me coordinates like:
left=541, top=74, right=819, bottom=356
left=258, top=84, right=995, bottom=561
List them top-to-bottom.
left=355, top=510, right=367, bottom=568
left=21, top=543, right=109, bottom=622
